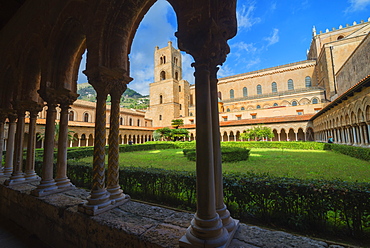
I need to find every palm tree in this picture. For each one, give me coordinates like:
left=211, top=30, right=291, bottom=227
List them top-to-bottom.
left=37, top=122, right=77, bottom=147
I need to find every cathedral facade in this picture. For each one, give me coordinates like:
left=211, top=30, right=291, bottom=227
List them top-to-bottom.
left=147, top=19, right=370, bottom=143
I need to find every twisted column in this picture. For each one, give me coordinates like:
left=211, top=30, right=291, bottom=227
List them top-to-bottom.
left=107, top=87, right=129, bottom=202
left=80, top=90, right=111, bottom=214
left=31, top=102, right=58, bottom=195
left=55, top=102, right=74, bottom=189
left=25, top=107, right=42, bottom=180
left=5, top=108, right=26, bottom=185
left=3, top=114, right=17, bottom=176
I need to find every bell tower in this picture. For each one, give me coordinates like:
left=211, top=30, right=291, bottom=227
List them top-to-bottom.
left=147, top=41, right=189, bottom=127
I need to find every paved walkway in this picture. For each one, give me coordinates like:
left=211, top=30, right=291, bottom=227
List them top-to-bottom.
left=0, top=215, right=50, bottom=248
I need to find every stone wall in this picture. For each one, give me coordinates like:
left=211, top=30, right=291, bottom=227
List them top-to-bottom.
left=336, top=33, right=370, bottom=96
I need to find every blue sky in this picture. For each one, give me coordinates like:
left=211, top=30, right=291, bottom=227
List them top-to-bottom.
left=77, top=0, right=370, bottom=95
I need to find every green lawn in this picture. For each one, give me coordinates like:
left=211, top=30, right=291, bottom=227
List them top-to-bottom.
left=76, top=148, right=370, bottom=182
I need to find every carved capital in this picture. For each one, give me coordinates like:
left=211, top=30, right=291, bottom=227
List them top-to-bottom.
left=175, top=0, right=237, bottom=67
left=84, top=66, right=132, bottom=96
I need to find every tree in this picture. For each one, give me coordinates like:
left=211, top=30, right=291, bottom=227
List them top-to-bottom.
left=171, top=119, right=184, bottom=129
left=240, top=125, right=274, bottom=141
left=153, top=127, right=172, bottom=141
left=170, top=128, right=189, bottom=141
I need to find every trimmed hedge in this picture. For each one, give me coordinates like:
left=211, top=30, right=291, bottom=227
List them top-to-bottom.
left=32, top=141, right=370, bottom=239
left=183, top=147, right=250, bottom=162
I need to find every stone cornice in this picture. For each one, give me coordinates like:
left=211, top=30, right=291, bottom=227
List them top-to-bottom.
left=218, top=60, right=316, bottom=84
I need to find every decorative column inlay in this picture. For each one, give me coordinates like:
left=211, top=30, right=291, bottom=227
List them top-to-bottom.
left=107, top=86, right=130, bottom=203
left=3, top=114, right=17, bottom=176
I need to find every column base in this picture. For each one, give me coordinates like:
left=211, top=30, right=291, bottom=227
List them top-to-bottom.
left=24, top=170, right=40, bottom=181
left=4, top=172, right=26, bottom=186
left=55, top=177, right=74, bottom=189
left=31, top=179, right=59, bottom=197
left=78, top=195, right=130, bottom=216
left=179, top=213, right=231, bottom=248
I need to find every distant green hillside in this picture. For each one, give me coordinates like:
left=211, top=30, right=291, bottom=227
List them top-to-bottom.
left=77, top=83, right=149, bottom=110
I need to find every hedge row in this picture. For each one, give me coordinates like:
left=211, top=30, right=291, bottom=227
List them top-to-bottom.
left=31, top=141, right=370, bottom=238
left=183, top=147, right=250, bottom=163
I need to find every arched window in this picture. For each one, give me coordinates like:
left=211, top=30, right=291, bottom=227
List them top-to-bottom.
left=337, top=35, right=344, bottom=40
left=163, top=56, right=166, bottom=64
left=174, top=56, right=178, bottom=65
left=160, top=57, right=163, bottom=65
left=160, top=71, right=166, bottom=80
left=175, top=72, right=179, bottom=80
left=305, top=76, right=312, bottom=88
left=288, top=79, right=294, bottom=90
left=271, top=82, right=277, bottom=93
left=257, top=84, right=262, bottom=95
left=179, top=85, right=181, bottom=92
left=243, top=87, right=248, bottom=97
left=230, top=89, right=234, bottom=99
left=218, top=91, right=222, bottom=100
left=159, top=95, right=163, bottom=104
left=312, top=98, right=319, bottom=104
left=292, top=101, right=298, bottom=106
left=273, top=103, right=278, bottom=107
left=180, top=104, right=182, bottom=110
left=256, top=105, right=261, bottom=109
left=241, top=107, right=245, bottom=110
left=227, top=108, right=230, bottom=112
left=69, top=111, right=74, bottom=121
left=190, top=112, right=193, bottom=116
left=84, top=113, right=89, bottom=122
left=159, top=115, right=162, bottom=120
left=120, top=117, right=123, bottom=125
left=129, top=118, right=132, bottom=126
left=137, top=119, right=140, bottom=126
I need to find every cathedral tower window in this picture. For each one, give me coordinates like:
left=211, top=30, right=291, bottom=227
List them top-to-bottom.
left=160, top=71, right=166, bottom=80
left=175, top=71, right=179, bottom=80
left=305, top=76, right=312, bottom=88
left=288, top=79, right=294, bottom=90
left=271, top=82, right=277, bottom=93
left=257, top=84, right=262, bottom=95
left=179, top=85, right=181, bottom=92
left=243, top=87, right=248, bottom=97
left=230, top=89, right=234, bottom=99
left=218, top=91, right=222, bottom=100
left=159, top=95, right=163, bottom=104
left=292, top=101, right=298, bottom=106
left=159, top=115, right=162, bottom=120
left=129, top=118, right=133, bottom=126
left=137, top=119, right=140, bottom=126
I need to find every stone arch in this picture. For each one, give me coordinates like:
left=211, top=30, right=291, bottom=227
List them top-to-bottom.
left=299, top=98, right=310, bottom=105
left=288, top=128, right=295, bottom=141
left=297, top=128, right=305, bottom=141
left=272, top=129, right=279, bottom=141
left=280, top=129, right=287, bottom=141
left=222, top=131, right=228, bottom=141
left=72, top=133, right=79, bottom=147
left=80, top=133, right=87, bottom=146
left=88, top=134, right=94, bottom=146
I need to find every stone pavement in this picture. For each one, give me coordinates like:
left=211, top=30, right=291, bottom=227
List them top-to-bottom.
left=0, top=178, right=353, bottom=248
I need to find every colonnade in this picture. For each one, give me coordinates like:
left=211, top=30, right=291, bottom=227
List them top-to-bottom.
left=316, top=123, right=370, bottom=146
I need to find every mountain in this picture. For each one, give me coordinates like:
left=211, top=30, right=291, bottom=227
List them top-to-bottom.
left=77, top=83, right=149, bottom=110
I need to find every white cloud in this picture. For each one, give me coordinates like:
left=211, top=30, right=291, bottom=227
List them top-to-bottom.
left=346, top=0, right=370, bottom=12
left=236, top=2, right=261, bottom=30
left=264, top=28, right=279, bottom=46
left=231, top=41, right=257, bottom=53
left=181, top=53, right=195, bottom=85
left=218, top=65, right=235, bottom=78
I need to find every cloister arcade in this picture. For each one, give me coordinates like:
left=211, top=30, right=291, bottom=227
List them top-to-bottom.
left=0, top=0, right=239, bottom=247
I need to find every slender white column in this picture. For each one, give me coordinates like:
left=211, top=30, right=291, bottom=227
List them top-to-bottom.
left=181, top=63, right=227, bottom=247
left=31, top=102, right=58, bottom=195
left=55, top=102, right=74, bottom=189
left=5, top=109, right=26, bottom=185
left=25, top=109, right=41, bottom=180
left=4, top=115, right=17, bottom=176
left=352, top=126, right=357, bottom=144
left=295, top=132, right=298, bottom=141
left=78, top=138, right=81, bottom=147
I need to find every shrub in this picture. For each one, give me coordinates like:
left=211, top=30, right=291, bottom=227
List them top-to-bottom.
left=183, top=147, right=250, bottom=162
